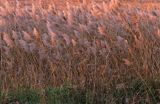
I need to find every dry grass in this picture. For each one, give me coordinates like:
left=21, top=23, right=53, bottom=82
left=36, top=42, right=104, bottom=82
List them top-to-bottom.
left=0, top=0, right=160, bottom=103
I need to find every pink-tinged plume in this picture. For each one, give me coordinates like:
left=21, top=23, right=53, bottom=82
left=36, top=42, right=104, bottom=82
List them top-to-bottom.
left=33, top=28, right=40, bottom=41
left=12, top=30, right=19, bottom=40
left=22, top=31, right=32, bottom=42
left=49, top=32, right=57, bottom=47
left=3, top=33, right=14, bottom=48
left=41, top=33, right=51, bottom=48
left=61, top=33, right=71, bottom=46
left=71, top=39, right=77, bottom=47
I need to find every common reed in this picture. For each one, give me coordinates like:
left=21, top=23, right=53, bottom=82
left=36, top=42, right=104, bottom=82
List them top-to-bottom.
left=0, top=0, right=160, bottom=103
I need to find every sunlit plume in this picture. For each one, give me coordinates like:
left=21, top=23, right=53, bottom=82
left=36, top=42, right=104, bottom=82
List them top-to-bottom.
left=15, top=0, right=24, bottom=16
left=15, top=0, right=20, bottom=8
left=82, top=0, right=87, bottom=6
left=109, top=0, right=120, bottom=10
left=66, top=2, right=74, bottom=25
left=31, top=3, right=36, bottom=16
left=0, top=6, right=8, bottom=16
left=46, top=21, right=53, bottom=33
left=98, top=25, right=106, bottom=35
left=33, top=28, right=40, bottom=41
left=49, top=32, right=57, bottom=47
left=71, top=39, right=77, bottom=47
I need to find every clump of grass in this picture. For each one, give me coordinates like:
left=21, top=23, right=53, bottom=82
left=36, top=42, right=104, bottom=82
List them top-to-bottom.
left=110, top=79, right=160, bottom=104
left=1, top=80, right=159, bottom=104
left=45, top=85, right=73, bottom=104
left=6, top=88, right=40, bottom=104
left=71, top=89, right=94, bottom=104
left=0, top=90, right=2, bottom=104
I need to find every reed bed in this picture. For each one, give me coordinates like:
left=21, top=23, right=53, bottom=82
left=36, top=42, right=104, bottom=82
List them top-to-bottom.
left=0, top=0, right=160, bottom=103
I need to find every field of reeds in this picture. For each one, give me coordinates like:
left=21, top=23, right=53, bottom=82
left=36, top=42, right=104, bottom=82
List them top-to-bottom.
left=0, top=0, right=160, bottom=103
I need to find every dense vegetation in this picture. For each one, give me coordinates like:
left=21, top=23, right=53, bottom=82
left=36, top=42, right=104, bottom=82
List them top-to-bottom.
left=0, top=0, right=160, bottom=103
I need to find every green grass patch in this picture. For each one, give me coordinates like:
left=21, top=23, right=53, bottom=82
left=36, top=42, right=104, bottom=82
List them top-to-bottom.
left=1, top=79, right=159, bottom=104
left=45, top=85, right=94, bottom=104
left=45, top=85, right=73, bottom=104
left=7, top=88, right=40, bottom=104
left=71, top=89, right=94, bottom=104
left=0, top=90, right=2, bottom=104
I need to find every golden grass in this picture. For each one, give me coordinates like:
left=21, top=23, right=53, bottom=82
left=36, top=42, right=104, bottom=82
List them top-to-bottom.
left=0, top=0, right=160, bottom=103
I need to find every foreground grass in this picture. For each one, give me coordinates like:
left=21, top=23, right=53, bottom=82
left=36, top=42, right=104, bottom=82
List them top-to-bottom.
left=0, top=79, right=159, bottom=104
